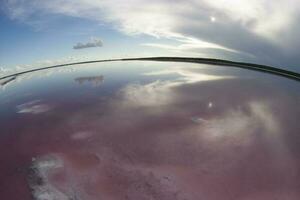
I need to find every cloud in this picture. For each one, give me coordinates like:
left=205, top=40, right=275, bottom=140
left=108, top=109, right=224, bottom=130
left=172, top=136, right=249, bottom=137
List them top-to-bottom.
left=3, top=0, right=300, bottom=68
left=73, top=38, right=103, bottom=49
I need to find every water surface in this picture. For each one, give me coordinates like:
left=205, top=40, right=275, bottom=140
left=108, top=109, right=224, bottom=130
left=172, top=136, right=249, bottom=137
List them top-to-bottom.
left=0, top=61, right=299, bottom=200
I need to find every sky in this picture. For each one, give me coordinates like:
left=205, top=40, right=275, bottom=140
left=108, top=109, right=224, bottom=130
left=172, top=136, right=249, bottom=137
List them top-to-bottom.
left=1, top=0, right=300, bottom=71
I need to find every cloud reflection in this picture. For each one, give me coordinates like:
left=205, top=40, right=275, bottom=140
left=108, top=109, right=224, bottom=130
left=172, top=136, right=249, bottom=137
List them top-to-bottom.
left=118, top=67, right=233, bottom=108
left=144, top=67, right=234, bottom=83
left=74, top=75, right=104, bottom=87
left=16, top=100, right=52, bottom=114
left=195, top=101, right=279, bottom=141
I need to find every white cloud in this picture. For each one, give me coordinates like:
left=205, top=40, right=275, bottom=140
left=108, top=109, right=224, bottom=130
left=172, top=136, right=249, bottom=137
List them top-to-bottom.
left=201, top=0, right=298, bottom=41
left=143, top=36, right=239, bottom=54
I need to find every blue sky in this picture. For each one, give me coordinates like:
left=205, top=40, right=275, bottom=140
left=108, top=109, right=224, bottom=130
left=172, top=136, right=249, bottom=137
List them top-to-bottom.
left=1, top=0, right=300, bottom=71
left=0, top=10, right=169, bottom=68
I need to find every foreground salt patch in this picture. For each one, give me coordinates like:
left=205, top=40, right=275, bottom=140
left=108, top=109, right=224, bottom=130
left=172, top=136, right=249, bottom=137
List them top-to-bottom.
left=27, top=152, right=188, bottom=200
left=28, top=154, right=79, bottom=200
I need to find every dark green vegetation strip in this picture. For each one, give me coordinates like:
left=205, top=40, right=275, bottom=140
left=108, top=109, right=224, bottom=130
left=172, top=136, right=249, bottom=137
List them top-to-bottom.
left=1, top=57, right=300, bottom=81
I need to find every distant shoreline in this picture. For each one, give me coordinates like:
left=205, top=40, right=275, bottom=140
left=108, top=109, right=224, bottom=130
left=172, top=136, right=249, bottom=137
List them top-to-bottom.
left=1, top=57, right=300, bottom=81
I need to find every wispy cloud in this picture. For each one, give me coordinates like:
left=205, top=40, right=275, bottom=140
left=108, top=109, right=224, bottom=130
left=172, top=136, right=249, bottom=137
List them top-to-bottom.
left=73, top=38, right=103, bottom=49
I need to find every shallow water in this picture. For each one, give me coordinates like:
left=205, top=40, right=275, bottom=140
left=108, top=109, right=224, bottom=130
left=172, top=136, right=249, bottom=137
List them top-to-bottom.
left=0, top=61, right=300, bottom=200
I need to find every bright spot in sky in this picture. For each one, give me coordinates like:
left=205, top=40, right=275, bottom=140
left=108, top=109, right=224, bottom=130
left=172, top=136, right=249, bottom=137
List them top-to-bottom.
left=210, top=16, right=216, bottom=22
left=208, top=102, right=213, bottom=108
